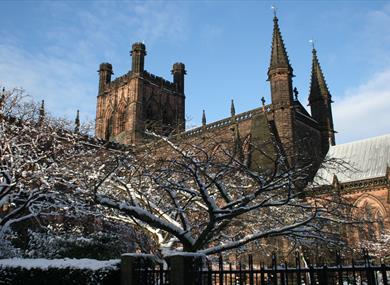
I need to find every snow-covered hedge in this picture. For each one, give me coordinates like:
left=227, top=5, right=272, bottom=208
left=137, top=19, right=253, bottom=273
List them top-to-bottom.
left=0, top=258, right=120, bottom=285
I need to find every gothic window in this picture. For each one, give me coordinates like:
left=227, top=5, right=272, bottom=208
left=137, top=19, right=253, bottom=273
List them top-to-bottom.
left=162, top=110, right=169, bottom=125
left=119, top=111, right=126, bottom=132
left=105, top=116, right=113, bottom=140
left=354, top=195, right=387, bottom=243
left=376, top=213, right=385, bottom=239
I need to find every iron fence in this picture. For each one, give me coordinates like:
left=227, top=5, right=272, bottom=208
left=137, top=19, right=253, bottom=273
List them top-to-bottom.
left=130, top=252, right=390, bottom=285
left=200, top=252, right=390, bottom=285
left=132, top=263, right=170, bottom=285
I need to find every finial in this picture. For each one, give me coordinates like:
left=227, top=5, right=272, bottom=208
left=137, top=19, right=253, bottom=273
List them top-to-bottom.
left=271, top=5, right=277, bottom=18
left=309, top=39, right=316, bottom=51
left=293, top=87, right=299, bottom=101
left=230, top=99, right=236, bottom=117
left=38, top=100, right=45, bottom=126
left=74, top=110, right=80, bottom=133
left=202, top=110, right=206, bottom=127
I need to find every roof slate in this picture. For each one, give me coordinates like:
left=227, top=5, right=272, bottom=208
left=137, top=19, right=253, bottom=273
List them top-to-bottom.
left=314, top=134, right=390, bottom=185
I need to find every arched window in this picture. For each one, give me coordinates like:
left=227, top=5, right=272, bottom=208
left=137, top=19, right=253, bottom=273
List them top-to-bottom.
left=119, top=111, right=126, bottom=132
left=105, top=116, right=113, bottom=140
left=354, top=194, right=387, bottom=243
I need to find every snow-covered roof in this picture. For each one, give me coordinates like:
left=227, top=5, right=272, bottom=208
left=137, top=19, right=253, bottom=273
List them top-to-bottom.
left=314, top=133, right=390, bottom=185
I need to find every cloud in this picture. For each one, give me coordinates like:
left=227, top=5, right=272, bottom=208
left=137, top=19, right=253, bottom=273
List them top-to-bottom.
left=0, top=2, right=188, bottom=123
left=0, top=42, right=94, bottom=118
left=333, top=69, right=390, bottom=144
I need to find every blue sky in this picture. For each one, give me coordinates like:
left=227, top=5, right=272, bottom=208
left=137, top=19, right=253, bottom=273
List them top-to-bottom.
left=0, top=0, right=389, bottom=144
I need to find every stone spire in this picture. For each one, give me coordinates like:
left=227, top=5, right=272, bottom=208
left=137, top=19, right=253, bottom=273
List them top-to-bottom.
left=267, top=15, right=296, bottom=163
left=268, top=15, right=293, bottom=78
left=308, top=47, right=331, bottom=104
left=308, top=47, right=336, bottom=154
left=230, top=99, right=236, bottom=117
left=38, top=100, right=45, bottom=126
left=75, top=110, right=80, bottom=133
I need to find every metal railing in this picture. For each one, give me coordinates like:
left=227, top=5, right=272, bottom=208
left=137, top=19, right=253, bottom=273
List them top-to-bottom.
left=130, top=252, right=389, bottom=285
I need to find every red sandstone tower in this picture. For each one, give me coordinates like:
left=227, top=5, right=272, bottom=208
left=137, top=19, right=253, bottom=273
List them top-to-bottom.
left=95, top=43, right=186, bottom=145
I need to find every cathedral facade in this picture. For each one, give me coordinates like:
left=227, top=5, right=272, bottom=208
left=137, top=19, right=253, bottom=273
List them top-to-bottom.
left=95, top=16, right=335, bottom=165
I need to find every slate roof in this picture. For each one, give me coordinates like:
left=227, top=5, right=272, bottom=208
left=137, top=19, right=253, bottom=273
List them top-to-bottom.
left=314, top=134, right=390, bottom=185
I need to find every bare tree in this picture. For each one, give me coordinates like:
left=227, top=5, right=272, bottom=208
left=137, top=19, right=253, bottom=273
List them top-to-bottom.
left=0, top=87, right=360, bottom=258
left=0, top=88, right=154, bottom=258
left=95, top=131, right=354, bottom=255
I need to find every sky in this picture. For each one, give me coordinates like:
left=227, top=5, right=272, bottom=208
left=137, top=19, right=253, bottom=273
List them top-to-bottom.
left=0, top=0, right=389, bottom=144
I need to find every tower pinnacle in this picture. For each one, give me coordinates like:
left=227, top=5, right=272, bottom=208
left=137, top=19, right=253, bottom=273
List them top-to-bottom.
left=268, top=15, right=293, bottom=78
left=308, top=47, right=335, bottom=153
left=309, top=47, right=331, bottom=104
left=230, top=99, right=236, bottom=117
left=38, top=100, right=45, bottom=126
left=75, top=110, right=80, bottom=133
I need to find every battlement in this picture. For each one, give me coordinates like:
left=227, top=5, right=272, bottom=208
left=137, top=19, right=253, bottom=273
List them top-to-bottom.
left=103, top=70, right=178, bottom=93
left=142, top=70, right=177, bottom=91
left=108, top=71, right=132, bottom=89
left=179, top=104, right=272, bottom=139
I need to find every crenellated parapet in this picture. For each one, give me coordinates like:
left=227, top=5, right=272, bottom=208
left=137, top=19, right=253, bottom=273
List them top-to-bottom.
left=96, top=42, right=186, bottom=144
left=142, top=71, right=178, bottom=92
left=179, top=105, right=271, bottom=139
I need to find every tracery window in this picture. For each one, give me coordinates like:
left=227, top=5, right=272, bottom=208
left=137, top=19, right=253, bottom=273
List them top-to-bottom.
left=119, top=111, right=126, bottom=132
left=105, top=116, right=113, bottom=140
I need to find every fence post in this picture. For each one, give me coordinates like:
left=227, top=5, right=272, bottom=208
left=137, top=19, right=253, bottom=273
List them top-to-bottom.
left=364, top=250, right=376, bottom=285
left=296, top=251, right=301, bottom=285
left=336, top=251, right=343, bottom=285
left=272, top=252, right=277, bottom=285
left=121, top=253, right=157, bottom=285
left=165, top=253, right=206, bottom=285
left=219, top=255, right=224, bottom=285
left=249, top=255, right=254, bottom=285
left=351, top=258, right=357, bottom=285
left=207, top=259, right=213, bottom=285
left=381, top=262, right=388, bottom=285
left=260, top=264, right=266, bottom=285
left=309, top=265, right=315, bottom=285
left=319, top=265, right=328, bottom=285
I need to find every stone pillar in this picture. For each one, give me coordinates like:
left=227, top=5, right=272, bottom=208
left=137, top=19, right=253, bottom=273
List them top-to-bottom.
left=120, top=253, right=157, bottom=285
left=165, top=253, right=206, bottom=285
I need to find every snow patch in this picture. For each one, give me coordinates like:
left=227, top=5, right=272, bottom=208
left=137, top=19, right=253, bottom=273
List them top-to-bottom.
left=163, top=252, right=206, bottom=258
left=0, top=258, right=120, bottom=271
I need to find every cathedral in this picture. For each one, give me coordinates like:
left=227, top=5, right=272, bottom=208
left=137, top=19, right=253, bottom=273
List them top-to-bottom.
left=95, top=15, right=335, bottom=166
